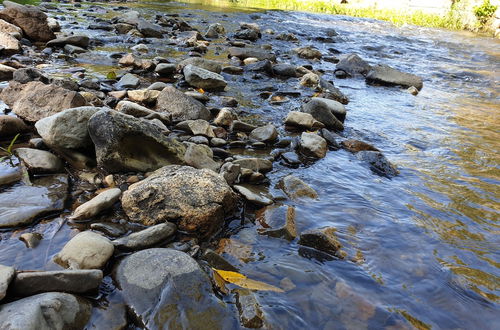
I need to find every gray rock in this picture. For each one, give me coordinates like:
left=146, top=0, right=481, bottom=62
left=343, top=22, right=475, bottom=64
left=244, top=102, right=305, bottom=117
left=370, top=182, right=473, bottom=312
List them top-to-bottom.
left=0, top=1, right=55, bottom=42
left=137, top=19, right=163, bottom=38
left=205, top=23, right=225, bottom=38
left=235, top=28, right=260, bottom=41
left=0, top=31, right=20, bottom=54
left=47, top=35, right=89, bottom=48
left=64, top=44, right=86, bottom=55
left=294, top=45, right=322, bottom=59
left=228, top=47, right=276, bottom=61
left=335, top=53, right=371, bottom=77
left=177, top=57, right=222, bottom=73
left=0, top=63, right=16, bottom=80
left=154, top=63, right=176, bottom=77
left=273, top=63, right=299, bottom=77
left=183, top=64, right=227, bottom=91
left=366, top=64, right=423, bottom=90
left=13, top=68, right=48, bottom=84
left=116, top=73, right=140, bottom=89
left=319, top=77, right=349, bottom=105
left=147, top=81, right=168, bottom=91
left=156, top=85, right=211, bottom=121
left=302, top=97, right=344, bottom=131
left=35, top=106, right=102, bottom=150
left=214, top=108, right=236, bottom=127
left=88, top=109, right=186, bottom=173
left=284, top=111, right=321, bottom=130
left=0, top=115, right=29, bottom=137
left=176, top=119, right=215, bottom=137
left=231, top=120, right=257, bottom=132
left=249, top=124, right=278, bottom=143
left=320, top=129, right=341, bottom=150
left=299, top=132, right=327, bottom=159
left=189, top=135, right=209, bottom=144
left=210, top=137, right=227, bottom=147
left=184, top=143, right=220, bottom=172
left=14, top=148, right=63, bottom=174
left=281, top=151, right=301, bottom=166
left=356, top=151, right=399, bottom=178
left=232, top=157, right=272, bottom=173
left=0, top=162, right=21, bottom=185
left=220, top=162, right=240, bottom=185
left=122, top=165, right=237, bottom=237
left=0, top=174, right=68, bottom=228
left=279, top=175, right=318, bottom=200
left=234, top=184, right=273, bottom=206
left=70, top=188, right=122, bottom=220
left=260, top=205, right=297, bottom=241
left=113, top=222, right=176, bottom=251
left=298, top=227, right=344, bottom=258
left=54, top=231, right=114, bottom=270
left=19, top=232, right=42, bottom=248
left=115, top=248, right=237, bottom=329
left=0, top=264, right=14, bottom=301
left=12, top=270, right=103, bottom=296
left=235, top=289, right=265, bottom=328
left=0, top=292, right=91, bottom=330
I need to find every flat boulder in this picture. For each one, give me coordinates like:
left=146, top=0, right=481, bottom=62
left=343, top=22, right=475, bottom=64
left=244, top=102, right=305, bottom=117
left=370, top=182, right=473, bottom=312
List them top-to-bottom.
left=0, top=1, right=55, bottom=42
left=46, top=35, right=90, bottom=48
left=335, top=53, right=371, bottom=77
left=183, top=64, right=227, bottom=91
left=366, top=64, right=423, bottom=90
left=156, top=85, right=211, bottom=121
left=88, top=109, right=186, bottom=173
left=122, top=165, right=237, bottom=236
left=115, top=248, right=237, bottom=329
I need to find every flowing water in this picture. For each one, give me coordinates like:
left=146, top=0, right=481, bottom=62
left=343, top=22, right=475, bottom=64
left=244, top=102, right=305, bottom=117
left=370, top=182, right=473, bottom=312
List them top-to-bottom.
left=0, top=0, right=499, bottom=328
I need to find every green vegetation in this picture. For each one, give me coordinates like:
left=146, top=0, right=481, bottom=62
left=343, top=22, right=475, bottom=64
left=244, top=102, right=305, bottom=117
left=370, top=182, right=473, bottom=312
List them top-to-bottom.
left=474, top=0, right=498, bottom=25
left=0, top=133, right=20, bottom=163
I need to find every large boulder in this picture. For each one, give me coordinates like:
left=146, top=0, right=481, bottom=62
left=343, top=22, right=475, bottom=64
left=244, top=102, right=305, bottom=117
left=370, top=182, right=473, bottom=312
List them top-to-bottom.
left=0, top=1, right=55, bottom=42
left=0, top=18, right=22, bottom=38
left=0, top=31, right=21, bottom=54
left=46, top=35, right=89, bottom=48
left=335, top=53, right=371, bottom=77
left=183, top=64, right=227, bottom=91
left=366, top=64, right=423, bottom=90
left=0, top=81, right=87, bottom=122
left=156, top=85, right=211, bottom=121
left=302, top=97, right=345, bottom=131
left=88, top=109, right=186, bottom=173
left=122, top=165, right=237, bottom=236
left=115, top=248, right=237, bottom=329
left=0, top=292, right=91, bottom=330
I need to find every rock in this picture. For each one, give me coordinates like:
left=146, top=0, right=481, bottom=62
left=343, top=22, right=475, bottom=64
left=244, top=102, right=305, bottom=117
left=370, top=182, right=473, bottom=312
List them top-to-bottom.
left=0, top=1, right=55, bottom=42
left=0, top=18, right=22, bottom=37
left=137, top=19, right=163, bottom=38
left=205, top=23, right=225, bottom=38
left=235, top=28, right=260, bottom=41
left=0, top=31, right=20, bottom=54
left=47, top=35, right=89, bottom=48
left=64, top=44, right=86, bottom=54
left=294, top=45, right=322, bottom=59
left=228, top=47, right=276, bottom=61
left=118, top=53, right=141, bottom=67
left=335, top=53, right=371, bottom=77
left=177, top=57, right=222, bottom=73
left=155, top=63, right=176, bottom=76
left=273, top=63, right=299, bottom=77
left=183, top=64, right=227, bottom=91
left=366, top=64, right=423, bottom=90
left=12, top=67, right=48, bottom=84
left=300, top=72, right=320, bottom=87
left=116, top=73, right=140, bottom=89
left=319, top=77, right=349, bottom=105
left=0, top=81, right=87, bottom=122
left=147, top=81, right=168, bottom=91
left=156, top=85, right=211, bottom=121
left=408, top=86, right=419, bottom=95
left=127, top=89, right=160, bottom=104
left=302, top=97, right=345, bottom=131
left=116, top=100, right=169, bottom=123
left=35, top=106, right=102, bottom=150
left=213, top=108, right=236, bottom=127
left=88, top=110, right=186, bottom=172
left=284, top=111, right=322, bottom=130
left=0, top=115, right=29, bottom=137
left=177, top=119, right=215, bottom=137
left=231, top=120, right=257, bottom=133
left=249, top=124, right=278, bottom=143
left=320, top=128, right=341, bottom=150
left=299, top=132, right=327, bottom=159
left=189, top=135, right=209, bottom=144
left=210, top=137, right=227, bottom=147
left=341, top=139, right=379, bottom=153
left=184, top=143, right=219, bottom=172
left=14, top=148, right=63, bottom=174
left=281, top=151, right=301, bottom=166
left=356, top=151, right=399, bottom=178
left=232, top=157, right=272, bottom=173
left=0, top=162, right=21, bottom=186
left=220, top=162, right=240, bottom=185
left=122, top=165, right=237, bottom=236
left=0, top=174, right=68, bottom=228
left=279, top=175, right=318, bottom=200
left=233, top=184, right=273, bottom=206
left=71, top=188, right=122, bottom=220
left=260, top=205, right=297, bottom=241
left=113, top=222, right=177, bottom=251
left=298, top=227, right=344, bottom=258
left=54, top=231, right=114, bottom=269
left=19, top=232, right=42, bottom=248
left=115, top=248, right=237, bottom=329
left=200, top=249, right=238, bottom=272
left=0, top=264, right=14, bottom=301
left=12, top=270, right=103, bottom=296
left=235, top=289, right=265, bottom=328
left=0, top=292, right=91, bottom=330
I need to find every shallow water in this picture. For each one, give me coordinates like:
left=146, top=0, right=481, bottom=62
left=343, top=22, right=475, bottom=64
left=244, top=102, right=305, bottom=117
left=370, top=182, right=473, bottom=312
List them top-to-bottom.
left=0, top=0, right=499, bottom=328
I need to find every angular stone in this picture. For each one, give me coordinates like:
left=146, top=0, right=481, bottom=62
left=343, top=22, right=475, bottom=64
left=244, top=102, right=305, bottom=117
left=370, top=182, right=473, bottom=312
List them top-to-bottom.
left=0, top=1, right=55, bottom=42
left=0, top=18, right=22, bottom=37
left=0, top=31, right=20, bottom=54
left=47, top=35, right=89, bottom=48
left=335, top=53, right=371, bottom=76
left=177, top=57, right=222, bottom=73
left=155, top=63, right=176, bottom=76
left=183, top=64, right=227, bottom=91
left=366, top=64, right=423, bottom=90
left=116, top=73, right=140, bottom=89
left=156, top=85, right=210, bottom=121
left=127, top=89, right=160, bottom=104
left=302, top=97, right=345, bottom=130
left=284, top=111, right=321, bottom=130
left=0, top=115, right=29, bottom=137
left=176, top=119, right=215, bottom=137
left=249, top=124, right=278, bottom=143
left=299, top=132, right=327, bottom=159
left=184, top=143, right=220, bottom=172
left=14, top=148, right=63, bottom=174
left=232, top=157, right=272, bottom=173
left=279, top=175, right=318, bottom=200
left=233, top=184, right=273, bottom=206
left=71, top=188, right=122, bottom=220
left=260, top=205, right=297, bottom=241
left=113, top=222, right=177, bottom=251
left=298, top=227, right=343, bottom=258
left=54, top=231, right=114, bottom=269
left=0, top=264, right=14, bottom=301
left=235, top=289, right=265, bottom=328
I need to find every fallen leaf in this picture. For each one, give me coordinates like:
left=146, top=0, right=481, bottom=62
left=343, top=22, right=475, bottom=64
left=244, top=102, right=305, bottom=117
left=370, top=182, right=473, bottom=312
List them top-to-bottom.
left=107, top=71, right=117, bottom=80
left=197, top=88, right=205, bottom=94
left=312, top=92, right=321, bottom=97
left=213, top=268, right=284, bottom=293
left=213, top=269, right=228, bottom=295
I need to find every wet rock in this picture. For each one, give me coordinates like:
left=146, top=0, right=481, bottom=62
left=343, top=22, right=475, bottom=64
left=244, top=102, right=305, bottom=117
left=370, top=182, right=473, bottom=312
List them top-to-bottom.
left=0, top=1, right=55, bottom=42
left=0, top=18, right=22, bottom=38
left=137, top=19, right=163, bottom=38
left=205, top=23, right=225, bottom=38
left=235, top=28, right=260, bottom=41
left=0, top=31, right=20, bottom=54
left=47, top=35, right=89, bottom=48
left=64, top=44, right=86, bottom=55
left=294, top=45, right=322, bottom=59
left=228, top=47, right=276, bottom=61
left=118, top=53, right=142, bottom=67
left=335, top=53, right=371, bottom=77
left=177, top=57, right=222, bottom=73
left=155, top=63, right=176, bottom=77
left=273, top=63, right=299, bottom=77
left=183, top=64, right=227, bottom=91
left=366, top=64, right=423, bottom=90
left=13, top=67, right=48, bottom=84
left=300, top=72, right=320, bottom=87
left=116, top=73, right=140, bottom=89
left=319, top=77, right=349, bottom=105
left=0, top=81, right=87, bottom=122
left=147, top=81, right=168, bottom=91
left=156, top=85, right=211, bottom=121
left=408, top=86, right=419, bottom=95
left=127, top=89, right=160, bottom=104
left=302, top=97, right=345, bottom=131
left=116, top=100, right=167, bottom=123
left=35, top=106, right=102, bottom=150
left=214, top=108, right=237, bottom=127
left=88, top=109, right=186, bottom=172
left=284, top=111, right=323, bottom=130
left=0, top=115, right=29, bottom=137
left=177, top=119, right=215, bottom=137
left=231, top=120, right=257, bottom=133
left=249, top=124, right=278, bottom=143
left=320, top=128, right=341, bottom=150
left=299, top=132, right=327, bottom=159
left=189, top=135, right=209, bottom=144
left=211, top=137, right=227, bottom=147
left=341, top=139, right=379, bottom=153
left=184, top=143, right=219, bottom=172
left=14, top=148, right=63, bottom=174
left=281, top=151, right=301, bottom=166
left=356, top=151, right=399, bottom=178
left=232, top=157, right=272, bottom=173
left=0, top=162, right=21, bottom=186
left=220, top=162, right=240, bottom=185
left=122, top=165, right=237, bottom=236
left=0, top=174, right=68, bottom=228
left=279, top=175, right=318, bottom=200
left=234, top=184, right=273, bottom=206
left=71, top=188, right=122, bottom=220
left=260, top=205, right=297, bottom=241
left=90, top=222, right=127, bottom=238
left=113, top=222, right=177, bottom=251
left=298, top=227, right=344, bottom=258
left=54, top=231, right=114, bottom=270
left=19, top=232, right=42, bottom=248
left=115, top=248, right=237, bottom=329
left=200, top=249, right=238, bottom=271
left=0, top=264, right=14, bottom=301
left=12, top=269, right=103, bottom=296
left=234, top=289, right=265, bottom=328
left=0, top=292, right=91, bottom=330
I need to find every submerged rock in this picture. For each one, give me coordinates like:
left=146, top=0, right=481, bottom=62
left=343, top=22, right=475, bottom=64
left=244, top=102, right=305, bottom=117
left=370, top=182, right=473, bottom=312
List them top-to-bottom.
left=0, top=1, right=55, bottom=42
left=335, top=53, right=371, bottom=77
left=177, top=57, right=222, bottom=73
left=366, top=64, right=423, bottom=90
left=156, top=85, right=211, bottom=121
left=249, top=124, right=278, bottom=143
left=341, top=139, right=379, bottom=153
left=356, top=150, right=399, bottom=178
left=122, top=165, right=237, bottom=236
left=279, top=175, right=318, bottom=200
left=234, top=184, right=273, bottom=206
left=260, top=205, right=297, bottom=241
left=113, top=222, right=177, bottom=251
left=298, top=227, right=344, bottom=258
left=115, top=248, right=237, bottom=329
left=0, top=264, right=15, bottom=301
left=234, top=288, right=265, bottom=328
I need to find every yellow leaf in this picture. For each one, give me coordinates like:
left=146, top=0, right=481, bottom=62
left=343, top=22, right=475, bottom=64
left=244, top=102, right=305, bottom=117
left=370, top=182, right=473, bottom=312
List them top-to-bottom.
left=197, top=88, right=205, bottom=94
left=312, top=92, right=321, bottom=97
left=212, top=268, right=284, bottom=293
left=213, top=269, right=228, bottom=295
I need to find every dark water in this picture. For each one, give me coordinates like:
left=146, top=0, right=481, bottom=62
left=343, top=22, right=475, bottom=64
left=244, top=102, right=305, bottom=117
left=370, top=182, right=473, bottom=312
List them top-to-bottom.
left=1, top=1, right=499, bottom=329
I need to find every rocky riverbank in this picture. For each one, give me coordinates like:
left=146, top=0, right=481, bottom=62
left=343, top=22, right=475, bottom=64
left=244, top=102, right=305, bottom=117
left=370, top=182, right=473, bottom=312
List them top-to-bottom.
left=0, top=0, right=423, bottom=328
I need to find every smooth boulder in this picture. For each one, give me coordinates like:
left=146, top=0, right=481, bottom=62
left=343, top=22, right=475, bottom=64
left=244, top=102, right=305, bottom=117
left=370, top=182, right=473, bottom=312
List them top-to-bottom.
left=183, top=64, right=227, bottom=91
left=366, top=64, right=423, bottom=90
left=156, top=85, right=211, bottom=121
left=302, top=97, right=345, bottom=131
left=14, top=148, right=64, bottom=174
left=70, top=188, right=122, bottom=220
left=113, top=222, right=177, bottom=251
left=54, top=231, right=114, bottom=269
left=0, top=264, right=14, bottom=301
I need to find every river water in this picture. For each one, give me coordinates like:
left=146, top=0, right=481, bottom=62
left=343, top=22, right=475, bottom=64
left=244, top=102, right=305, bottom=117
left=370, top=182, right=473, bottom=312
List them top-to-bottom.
left=0, top=0, right=499, bottom=329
